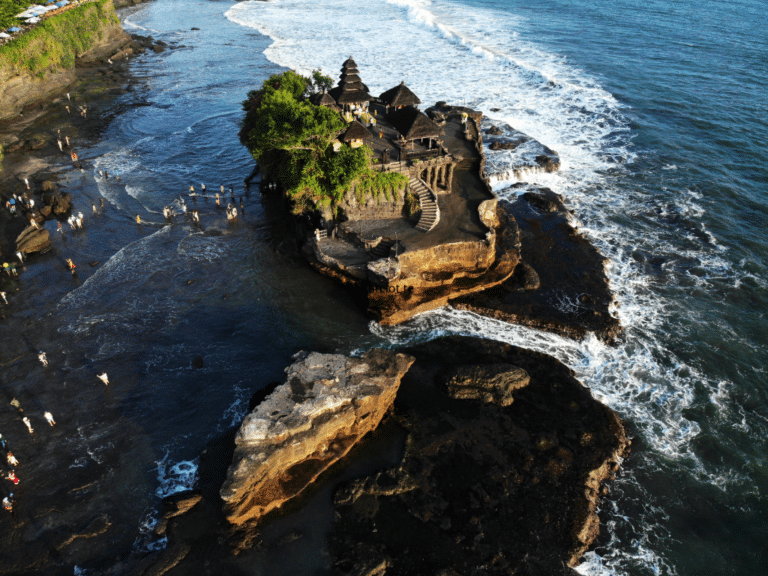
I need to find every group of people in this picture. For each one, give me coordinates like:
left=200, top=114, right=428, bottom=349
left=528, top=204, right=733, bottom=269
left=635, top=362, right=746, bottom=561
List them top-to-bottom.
left=67, top=212, right=84, bottom=230
left=1, top=350, right=110, bottom=514
left=2, top=393, right=59, bottom=513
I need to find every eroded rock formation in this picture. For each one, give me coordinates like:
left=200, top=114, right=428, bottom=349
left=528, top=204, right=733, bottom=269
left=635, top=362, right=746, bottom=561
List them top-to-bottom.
left=328, top=336, right=630, bottom=575
left=220, top=348, right=415, bottom=526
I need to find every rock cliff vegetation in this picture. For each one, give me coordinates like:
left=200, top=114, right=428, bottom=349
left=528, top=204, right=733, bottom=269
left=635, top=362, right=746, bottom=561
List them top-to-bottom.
left=0, top=0, right=130, bottom=120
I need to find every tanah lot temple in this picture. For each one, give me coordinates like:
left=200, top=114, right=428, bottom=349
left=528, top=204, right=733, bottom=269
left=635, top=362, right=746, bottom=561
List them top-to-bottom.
left=275, top=57, right=538, bottom=324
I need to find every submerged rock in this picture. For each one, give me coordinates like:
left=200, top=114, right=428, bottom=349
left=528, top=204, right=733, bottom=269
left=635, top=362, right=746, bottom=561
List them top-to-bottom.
left=220, top=348, right=415, bottom=526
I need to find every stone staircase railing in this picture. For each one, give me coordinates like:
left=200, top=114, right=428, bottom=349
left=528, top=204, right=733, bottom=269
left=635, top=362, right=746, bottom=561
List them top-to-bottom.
left=410, top=177, right=440, bottom=233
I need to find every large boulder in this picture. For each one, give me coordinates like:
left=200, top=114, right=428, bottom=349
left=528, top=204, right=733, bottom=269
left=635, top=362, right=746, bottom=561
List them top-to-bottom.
left=16, top=226, right=51, bottom=255
left=220, top=348, right=415, bottom=526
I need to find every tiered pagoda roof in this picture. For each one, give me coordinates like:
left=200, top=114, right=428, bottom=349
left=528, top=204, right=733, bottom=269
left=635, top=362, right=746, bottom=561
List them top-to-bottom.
left=329, top=56, right=371, bottom=106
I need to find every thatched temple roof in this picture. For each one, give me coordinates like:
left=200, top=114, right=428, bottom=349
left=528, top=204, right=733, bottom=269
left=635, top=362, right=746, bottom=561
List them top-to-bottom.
left=380, top=81, right=421, bottom=108
left=310, top=91, right=337, bottom=107
left=388, top=106, right=442, bottom=141
left=341, top=120, right=373, bottom=142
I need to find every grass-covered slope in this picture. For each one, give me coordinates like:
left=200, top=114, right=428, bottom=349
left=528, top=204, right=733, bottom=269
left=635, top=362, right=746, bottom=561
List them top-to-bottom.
left=0, top=0, right=121, bottom=78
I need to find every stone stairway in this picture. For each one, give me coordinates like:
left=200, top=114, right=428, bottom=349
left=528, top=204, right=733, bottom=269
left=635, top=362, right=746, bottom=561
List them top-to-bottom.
left=411, top=177, right=440, bottom=232
left=369, top=238, right=396, bottom=259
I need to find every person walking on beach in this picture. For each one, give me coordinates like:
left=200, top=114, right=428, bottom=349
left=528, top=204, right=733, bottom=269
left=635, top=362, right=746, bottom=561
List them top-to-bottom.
left=201, top=183, right=206, bottom=195
left=215, top=193, right=220, bottom=207
left=100, top=198, right=105, bottom=209
left=92, top=203, right=97, bottom=214
left=76, top=212, right=84, bottom=228
left=136, top=214, right=141, bottom=225
left=68, top=216, right=76, bottom=230
left=30, top=218, right=40, bottom=230
left=57, top=222, right=63, bottom=234
left=16, top=251, right=24, bottom=263
left=66, top=259, right=76, bottom=274
left=3, top=263, right=10, bottom=277
left=9, top=263, right=18, bottom=277
left=0, top=292, right=7, bottom=305
left=38, top=351, right=48, bottom=366
left=97, top=372, right=109, bottom=386
left=10, top=399, right=22, bottom=414
left=44, top=412, right=55, bottom=427
left=22, top=417, right=33, bottom=434
left=0, top=433, right=6, bottom=448
left=6, top=452, right=19, bottom=467
left=6, top=471, right=19, bottom=485
left=3, top=495, right=12, bottom=513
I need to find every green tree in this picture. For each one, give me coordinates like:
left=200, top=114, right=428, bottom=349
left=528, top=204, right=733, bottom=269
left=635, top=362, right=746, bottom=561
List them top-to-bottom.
left=239, top=70, right=407, bottom=214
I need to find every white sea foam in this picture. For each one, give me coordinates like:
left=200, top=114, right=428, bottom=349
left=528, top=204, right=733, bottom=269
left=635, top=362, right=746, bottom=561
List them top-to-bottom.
left=155, top=452, right=199, bottom=498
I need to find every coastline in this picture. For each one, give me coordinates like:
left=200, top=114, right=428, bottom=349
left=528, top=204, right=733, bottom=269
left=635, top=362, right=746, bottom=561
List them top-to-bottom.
left=0, top=2, right=631, bottom=575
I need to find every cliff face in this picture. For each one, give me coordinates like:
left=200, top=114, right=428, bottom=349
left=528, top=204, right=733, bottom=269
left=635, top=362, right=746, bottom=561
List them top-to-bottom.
left=0, top=0, right=130, bottom=121
left=220, top=348, right=415, bottom=527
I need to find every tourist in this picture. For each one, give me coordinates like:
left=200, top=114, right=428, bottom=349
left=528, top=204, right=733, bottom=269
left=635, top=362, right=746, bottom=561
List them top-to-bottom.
left=57, top=139, right=63, bottom=152
left=24, top=177, right=29, bottom=190
left=201, top=183, right=206, bottom=194
left=220, top=184, right=225, bottom=195
left=189, top=185, right=195, bottom=195
left=215, top=193, right=220, bottom=206
left=28, top=198, right=34, bottom=210
left=100, top=198, right=105, bottom=209
left=92, top=203, right=97, bottom=214
left=76, top=212, right=84, bottom=228
left=136, top=214, right=141, bottom=225
left=68, top=216, right=76, bottom=230
left=30, top=218, right=40, bottom=230
left=57, top=222, right=63, bottom=234
left=16, top=251, right=23, bottom=263
left=66, top=258, right=76, bottom=274
left=3, top=263, right=10, bottom=277
left=9, top=263, right=17, bottom=277
left=0, top=292, right=7, bottom=305
left=38, top=351, right=48, bottom=366
left=97, top=372, right=109, bottom=386
left=10, top=399, right=22, bottom=414
left=44, top=412, right=55, bottom=427
left=22, top=417, right=33, bottom=434
left=0, top=433, right=6, bottom=448
left=6, top=452, right=19, bottom=466
left=6, top=471, right=19, bottom=485
left=3, top=495, right=13, bottom=513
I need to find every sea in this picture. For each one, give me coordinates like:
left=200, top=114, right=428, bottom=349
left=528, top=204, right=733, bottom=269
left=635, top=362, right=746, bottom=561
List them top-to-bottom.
left=2, top=0, right=767, bottom=574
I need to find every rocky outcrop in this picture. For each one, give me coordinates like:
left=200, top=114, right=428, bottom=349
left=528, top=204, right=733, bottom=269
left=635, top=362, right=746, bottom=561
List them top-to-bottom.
left=0, top=0, right=131, bottom=121
left=452, top=186, right=622, bottom=344
left=42, top=191, right=72, bottom=215
left=15, top=225, right=50, bottom=254
left=328, top=336, right=630, bottom=575
left=220, top=348, right=415, bottom=526
left=444, top=362, right=529, bottom=406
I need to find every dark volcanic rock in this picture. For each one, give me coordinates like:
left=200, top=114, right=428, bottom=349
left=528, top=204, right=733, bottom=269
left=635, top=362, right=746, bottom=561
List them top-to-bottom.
left=486, top=125, right=503, bottom=135
left=489, top=138, right=525, bottom=150
left=452, top=187, right=622, bottom=344
left=328, top=336, right=630, bottom=576
left=191, top=355, right=204, bottom=369
left=443, top=362, right=529, bottom=406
